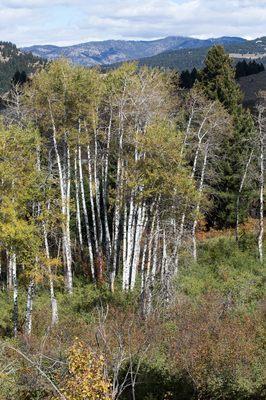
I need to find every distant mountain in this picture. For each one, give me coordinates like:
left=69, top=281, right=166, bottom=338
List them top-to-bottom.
left=22, top=36, right=246, bottom=67
left=135, top=37, right=266, bottom=71
left=0, top=42, right=43, bottom=93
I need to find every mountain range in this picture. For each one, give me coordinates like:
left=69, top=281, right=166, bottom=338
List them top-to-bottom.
left=23, top=36, right=248, bottom=67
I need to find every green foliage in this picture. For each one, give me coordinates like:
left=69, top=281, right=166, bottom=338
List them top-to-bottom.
left=198, top=45, right=243, bottom=111
left=0, top=122, right=43, bottom=258
left=178, top=237, right=265, bottom=309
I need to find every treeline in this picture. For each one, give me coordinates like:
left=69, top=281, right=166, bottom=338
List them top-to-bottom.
left=0, top=46, right=265, bottom=400
left=179, top=59, right=265, bottom=89
left=235, top=59, right=265, bottom=79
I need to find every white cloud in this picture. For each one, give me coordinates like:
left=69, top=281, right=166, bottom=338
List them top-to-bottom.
left=0, top=0, right=265, bottom=46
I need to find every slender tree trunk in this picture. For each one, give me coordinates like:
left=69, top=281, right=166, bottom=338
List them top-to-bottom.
left=49, top=102, right=73, bottom=294
left=176, top=104, right=213, bottom=260
left=102, top=110, right=112, bottom=275
left=258, top=115, right=264, bottom=263
left=110, top=123, right=124, bottom=292
left=93, top=125, right=103, bottom=248
left=65, top=138, right=73, bottom=293
left=192, top=141, right=209, bottom=261
left=78, top=144, right=95, bottom=280
left=87, top=144, right=99, bottom=257
left=74, top=148, right=83, bottom=250
left=235, top=149, right=254, bottom=243
left=123, top=192, right=135, bottom=291
left=122, top=202, right=128, bottom=291
left=130, top=204, right=146, bottom=291
left=142, top=208, right=157, bottom=317
left=43, top=222, right=59, bottom=327
left=7, top=250, right=13, bottom=290
left=11, top=252, right=18, bottom=337
left=25, top=279, right=34, bottom=336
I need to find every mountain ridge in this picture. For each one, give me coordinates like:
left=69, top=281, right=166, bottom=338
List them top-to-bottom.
left=22, top=36, right=246, bottom=66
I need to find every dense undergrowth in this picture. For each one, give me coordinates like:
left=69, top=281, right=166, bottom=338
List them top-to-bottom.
left=0, top=235, right=265, bottom=400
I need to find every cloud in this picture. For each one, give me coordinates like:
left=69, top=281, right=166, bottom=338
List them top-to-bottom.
left=0, top=0, right=265, bottom=46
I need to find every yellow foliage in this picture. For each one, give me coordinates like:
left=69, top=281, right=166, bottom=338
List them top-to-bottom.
left=62, top=340, right=112, bottom=400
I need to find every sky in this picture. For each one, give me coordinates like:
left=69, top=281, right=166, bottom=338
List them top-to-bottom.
left=0, top=0, right=265, bottom=47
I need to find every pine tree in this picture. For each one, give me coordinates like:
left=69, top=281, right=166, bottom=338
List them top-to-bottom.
left=198, top=45, right=243, bottom=111
left=197, top=46, right=256, bottom=228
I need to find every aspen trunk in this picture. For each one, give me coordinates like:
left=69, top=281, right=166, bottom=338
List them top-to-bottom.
left=49, top=102, right=73, bottom=294
left=101, top=111, right=112, bottom=273
left=258, top=118, right=264, bottom=263
left=93, top=126, right=103, bottom=247
left=110, top=132, right=124, bottom=292
left=192, top=141, right=209, bottom=261
left=87, top=144, right=99, bottom=257
left=78, top=145, right=95, bottom=280
left=74, top=149, right=83, bottom=250
left=235, top=149, right=254, bottom=243
left=130, top=205, right=146, bottom=291
left=43, top=222, right=59, bottom=326
left=7, top=250, right=13, bottom=290
left=11, top=252, right=18, bottom=337
left=25, top=280, right=34, bottom=336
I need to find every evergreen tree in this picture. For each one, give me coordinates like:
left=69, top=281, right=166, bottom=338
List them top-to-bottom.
left=198, top=45, right=243, bottom=111
left=198, top=46, right=256, bottom=228
left=190, top=67, right=198, bottom=85
left=179, top=68, right=198, bottom=89
left=12, top=70, right=28, bottom=86
left=180, top=70, right=191, bottom=89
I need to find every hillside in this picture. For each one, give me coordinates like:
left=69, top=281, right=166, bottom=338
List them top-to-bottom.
left=23, top=36, right=245, bottom=66
left=135, top=37, right=266, bottom=71
left=0, top=42, right=44, bottom=93
left=239, top=70, right=266, bottom=108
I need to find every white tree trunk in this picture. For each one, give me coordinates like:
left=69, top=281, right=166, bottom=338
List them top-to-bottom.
left=49, top=102, right=73, bottom=294
left=258, top=114, right=264, bottom=263
left=192, top=141, right=209, bottom=261
left=78, top=145, right=95, bottom=280
left=74, top=149, right=83, bottom=250
left=235, top=149, right=254, bottom=242
left=130, top=205, right=146, bottom=291
left=43, top=222, right=59, bottom=326
left=7, top=250, right=13, bottom=290
left=11, top=252, right=18, bottom=337
left=25, top=279, right=34, bottom=336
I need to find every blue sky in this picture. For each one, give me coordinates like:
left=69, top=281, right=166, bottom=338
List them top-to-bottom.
left=0, top=0, right=265, bottom=47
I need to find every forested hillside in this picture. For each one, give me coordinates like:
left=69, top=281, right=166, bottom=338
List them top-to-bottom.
left=134, top=37, right=266, bottom=71
left=0, top=42, right=44, bottom=93
left=0, top=46, right=265, bottom=400
left=239, top=70, right=266, bottom=108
